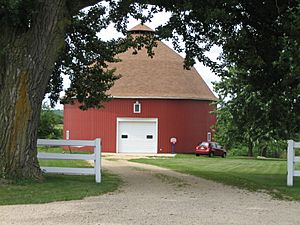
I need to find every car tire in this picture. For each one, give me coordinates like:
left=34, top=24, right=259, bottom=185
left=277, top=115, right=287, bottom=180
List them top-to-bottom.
left=209, top=152, right=213, bottom=157
left=222, top=153, right=226, bottom=158
left=196, top=154, right=199, bottom=157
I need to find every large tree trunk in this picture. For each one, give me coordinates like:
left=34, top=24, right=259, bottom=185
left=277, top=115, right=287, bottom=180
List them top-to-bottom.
left=0, top=1, right=70, bottom=180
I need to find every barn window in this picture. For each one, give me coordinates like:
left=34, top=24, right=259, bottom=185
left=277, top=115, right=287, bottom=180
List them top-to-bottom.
left=133, top=101, right=141, bottom=113
left=121, top=134, right=128, bottom=139
left=146, top=135, right=153, bottom=139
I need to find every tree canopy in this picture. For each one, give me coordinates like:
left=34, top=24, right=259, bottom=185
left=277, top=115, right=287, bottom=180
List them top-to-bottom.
left=213, top=2, right=300, bottom=154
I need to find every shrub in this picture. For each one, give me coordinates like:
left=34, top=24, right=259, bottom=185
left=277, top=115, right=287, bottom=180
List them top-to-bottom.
left=38, top=105, right=63, bottom=139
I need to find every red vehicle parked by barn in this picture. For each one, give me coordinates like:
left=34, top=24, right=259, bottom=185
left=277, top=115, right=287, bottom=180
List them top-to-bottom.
left=195, top=142, right=227, bottom=158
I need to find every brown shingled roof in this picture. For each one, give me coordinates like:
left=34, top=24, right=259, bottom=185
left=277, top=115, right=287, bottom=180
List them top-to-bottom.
left=108, top=24, right=217, bottom=101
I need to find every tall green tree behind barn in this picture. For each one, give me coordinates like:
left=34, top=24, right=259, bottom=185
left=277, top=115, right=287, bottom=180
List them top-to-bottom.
left=212, top=4, right=300, bottom=155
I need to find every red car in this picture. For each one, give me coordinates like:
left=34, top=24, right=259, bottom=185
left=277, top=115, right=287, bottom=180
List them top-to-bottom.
left=195, top=142, right=227, bottom=158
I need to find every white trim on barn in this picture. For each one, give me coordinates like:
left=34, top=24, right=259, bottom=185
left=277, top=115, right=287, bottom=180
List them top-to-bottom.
left=112, top=96, right=216, bottom=101
left=133, top=101, right=141, bottom=113
left=116, top=117, right=158, bottom=153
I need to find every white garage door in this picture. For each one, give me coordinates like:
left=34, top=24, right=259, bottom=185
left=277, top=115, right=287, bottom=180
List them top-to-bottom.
left=118, top=119, right=157, bottom=153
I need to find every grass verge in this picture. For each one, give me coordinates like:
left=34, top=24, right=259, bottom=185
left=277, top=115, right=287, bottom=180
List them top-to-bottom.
left=0, top=148, right=122, bottom=205
left=130, top=154, right=300, bottom=201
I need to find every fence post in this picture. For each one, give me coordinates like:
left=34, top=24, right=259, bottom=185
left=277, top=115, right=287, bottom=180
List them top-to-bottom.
left=95, top=138, right=101, bottom=183
left=287, top=140, right=294, bottom=186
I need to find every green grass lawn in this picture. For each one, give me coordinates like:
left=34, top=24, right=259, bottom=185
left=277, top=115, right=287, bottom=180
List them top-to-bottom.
left=38, top=146, right=90, bottom=154
left=0, top=148, right=122, bottom=205
left=131, top=154, right=300, bottom=201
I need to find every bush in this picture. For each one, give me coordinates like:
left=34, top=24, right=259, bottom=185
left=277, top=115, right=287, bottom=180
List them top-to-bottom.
left=38, top=105, right=63, bottom=139
left=227, top=140, right=288, bottom=158
left=227, top=145, right=248, bottom=157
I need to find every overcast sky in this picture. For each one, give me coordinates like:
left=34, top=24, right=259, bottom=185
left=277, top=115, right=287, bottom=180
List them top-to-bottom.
left=56, top=11, right=221, bottom=109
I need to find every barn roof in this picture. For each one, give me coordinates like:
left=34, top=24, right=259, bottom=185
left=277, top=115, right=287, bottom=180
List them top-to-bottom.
left=108, top=24, right=217, bottom=101
left=128, top=24, right=154, bottom=32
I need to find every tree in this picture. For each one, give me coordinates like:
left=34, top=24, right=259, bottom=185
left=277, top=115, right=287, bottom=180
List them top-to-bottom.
left=0, top=0, right=115, bottom=180
left=212, top=4, right=300, bottom=156
left=214, top=68, right=277, bottom=157
left=38, top=104, right=63, bottom=139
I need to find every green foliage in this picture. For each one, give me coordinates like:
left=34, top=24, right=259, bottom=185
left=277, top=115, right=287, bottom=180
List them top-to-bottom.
left=0, top=0, right=38, bottom=30
left=47, top=2, right=158, bottom=110
left=201, top=2, right=300, bottom=154
left=48, top=3, right=120, bottom=109
left=37, top=104, right=63, bottom=139
left=52, top=109, right=64, bottom=117
left=227, top=141, right=287, bottom=158
left=227, top=146, right=248, bottom=157
left=131, top=155, right=300, bottom=201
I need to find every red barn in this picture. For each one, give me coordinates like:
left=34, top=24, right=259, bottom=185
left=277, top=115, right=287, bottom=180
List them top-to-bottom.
left=64, top=24, right=217, bottom=154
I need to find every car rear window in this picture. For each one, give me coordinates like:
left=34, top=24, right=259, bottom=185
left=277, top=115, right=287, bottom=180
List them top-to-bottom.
left=199, top=142, right=209, bottom=147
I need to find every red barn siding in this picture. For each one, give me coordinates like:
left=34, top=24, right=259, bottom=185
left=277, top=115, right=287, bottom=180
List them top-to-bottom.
left=64, top=99, right=216, bottom=153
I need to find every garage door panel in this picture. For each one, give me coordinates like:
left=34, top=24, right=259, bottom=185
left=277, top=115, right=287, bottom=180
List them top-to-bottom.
left=118, top=120, right=157, bottom=153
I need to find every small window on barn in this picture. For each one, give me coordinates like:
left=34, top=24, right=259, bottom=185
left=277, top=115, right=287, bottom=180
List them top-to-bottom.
left=133, top=101, right=141, bottom=113
left=121, top=134, right=128, bottom=139
left=146, top=135, right=153, bottom=139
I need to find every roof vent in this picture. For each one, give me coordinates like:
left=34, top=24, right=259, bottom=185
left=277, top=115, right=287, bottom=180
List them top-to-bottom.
left=128, top=24, right=155, bottom=35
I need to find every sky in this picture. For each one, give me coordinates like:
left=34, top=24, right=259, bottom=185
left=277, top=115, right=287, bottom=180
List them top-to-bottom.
left=55, top=11, right=221, bottom=109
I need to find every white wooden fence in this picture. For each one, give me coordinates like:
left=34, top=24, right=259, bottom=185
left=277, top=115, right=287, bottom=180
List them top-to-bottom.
left=37, top=138, right=101, bottom=183
left=287, top=140, right=300, bottom=186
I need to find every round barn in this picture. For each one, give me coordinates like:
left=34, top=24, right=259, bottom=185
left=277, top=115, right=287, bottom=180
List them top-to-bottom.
left=64, top=24, right=217, bottom=154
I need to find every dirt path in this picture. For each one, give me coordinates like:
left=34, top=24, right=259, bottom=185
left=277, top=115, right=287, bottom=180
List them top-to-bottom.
left=1, top=159, right=300, bottom=225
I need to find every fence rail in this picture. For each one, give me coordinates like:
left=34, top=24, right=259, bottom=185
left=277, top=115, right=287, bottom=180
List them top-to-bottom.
left=37, top=138, right=101, bottom=183
left=287, top=140, right=300, bottom=186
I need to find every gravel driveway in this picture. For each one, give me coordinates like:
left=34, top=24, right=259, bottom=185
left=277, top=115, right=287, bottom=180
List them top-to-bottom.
left=1, top=158, right=300, bottom=225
